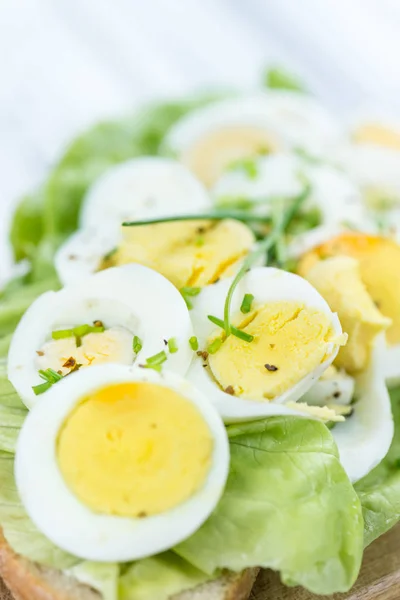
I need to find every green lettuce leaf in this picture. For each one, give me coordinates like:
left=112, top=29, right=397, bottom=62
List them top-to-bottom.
left=263, top=66, right=307, bottom=93
left=10, top=96, right=218, bottom=266
left=355, top=386, right=400, bottom=546
left=175, top=417, right=364, bottom=595
left=0, top=453, right=78, bottom=569
left=119, top=554, right=211, bottom=600
left=67, top=561, right=119, bottom=600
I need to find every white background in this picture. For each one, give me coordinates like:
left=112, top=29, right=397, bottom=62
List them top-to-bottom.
left=2, top=0, right=400, bottom=279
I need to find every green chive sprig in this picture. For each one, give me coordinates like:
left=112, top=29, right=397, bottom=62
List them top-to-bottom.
left=180, top=287, right=201, bottom=310
left=240, top=293, right=254, bottom=314
left=207, top=315, right=253, bottom=343
left=133, top=335, right=143, bottom=354
left=189, top=336, right=199, bottom=351
left=167, top=338, right=178, bottom=354
left=140, top=350, right=168, bottom=372
left=33, top=368, right=63, bottom=395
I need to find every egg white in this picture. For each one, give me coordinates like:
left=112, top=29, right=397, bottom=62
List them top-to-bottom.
left=164, top=91, right=343, bottom=160
left=213, top=152, right=365, bottom=228
left=80, top=157, right=211, bottom=230
left=56, top=158, right=212, bottom=286
left=8, top=265, right=193, bottom=408
left=187, top=267, right=343, bottom=422
left=331, top=335, right=394, bottom=482
left=15, top=365, right=229, bottom=562
left=302, top=369, right=355, bottom=407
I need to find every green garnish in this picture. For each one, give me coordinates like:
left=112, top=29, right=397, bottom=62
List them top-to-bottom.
left=264, top=66, right=306, bottom=92
left=228, top=157, right=258, bottom=179
left=222, top=182, right=311, bottom=338
left=215, top=197, right=256, bottom=211
left=122, top=211, right=275, bottom=228
left=195, top=236, right=205, bottom=247
left=103, top=247, right=118, bottom=261
left=180, top=286, right=201, bottom=310
left=240, top=293, right=254, bottom=314
left=207, top=315, right=254, bottom=343
left=52, top=323, right=105, bottom=341
left=133, top=335, right=143, bottom=354
left=189, top=336, right=199, bottom=351
left=167, top=338, right=178, bottom=354
left=208, top=338, right=223, bottom=354
left=141, top=350, right=168, bottom=372
left=33, top=368, right=63, bottom=395
left=39, top=368, right=63, bottom=383
left=32, top=381, right=52, bottom=395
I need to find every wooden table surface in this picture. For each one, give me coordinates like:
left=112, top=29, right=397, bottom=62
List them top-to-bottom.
left=251, top=523, right=400, bottom=600
left=0, top=525, right=399, bottom=599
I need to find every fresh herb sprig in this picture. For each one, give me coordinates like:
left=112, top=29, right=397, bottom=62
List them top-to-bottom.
left=221, top=182, right=310, bottom=337
left=123, top=211, right=274, bottom=228
left=33, top=368, right=63, bottom=395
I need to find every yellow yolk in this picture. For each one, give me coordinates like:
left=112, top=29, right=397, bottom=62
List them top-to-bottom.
left=353, top=123, right=400, bottom=151
left=181, top=127, right=278, bottom=187
left=105, top=219, right=255, bottom=289
left=297, top=232, right=400, bottom=345
left=304, top=257, right=390, bottom=373
left=207, top=301, right=335, bottom=401
left=36, top=327, right=134, bottom=375
left=57, top=382, right=213, bottom=517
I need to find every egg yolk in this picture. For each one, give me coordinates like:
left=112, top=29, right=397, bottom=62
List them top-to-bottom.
left=353, top=123, right=400, bottom=151
left=181, top=127, right=279, bottom=186
left=104, top=219, right=255, bottom=289
left=297, top=232, right=400, bottom=345
left=304, top=256, right=390, bottom=373
left=207, top=301, right=336, bottom=401
left=36, top=327, right=134, bottom=375
left=57, top=382, right=213, bottom=517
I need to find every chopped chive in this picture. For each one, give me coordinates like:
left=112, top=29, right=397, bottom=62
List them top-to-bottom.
left=228, top=157, right=258, bottom=179
left=195, top=236, right=205, bottom=247
left=103, top=247, right=118, bottom=261
left=180, top=286, right=201, bottom=310
left=240, top=293, right=254, bottom=314
left=207, top=315, right=254, bottom=343
left=52, top=324, right=105, bottom=341
left=52, top=328, right=73, bottom=340
left=133, top=335, right=143, bottom=354
left=189, top=336, right=199, bottom=351
left=167, top=338, right=178, bottom=354
left=208, top=338, right=223, bottom=354
left=140, top=350, right=168, bottom=371
left=39, top=368, right=63, bottom=384
left=32, top=381, right=52, bottom=395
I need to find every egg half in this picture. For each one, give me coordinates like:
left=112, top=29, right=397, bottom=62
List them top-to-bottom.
left=163, top=92, right=343, bottom=187
left=212, top=152, right=365, bottom=229
left=55, top=157, right=214, bottom=286
left=297, top=231, right=400, bottom=384
left=8, top=265, right=193, bottom=407
left=187, top=266, right=344, bottom=422
left=15, top=365, right=229, bottom=562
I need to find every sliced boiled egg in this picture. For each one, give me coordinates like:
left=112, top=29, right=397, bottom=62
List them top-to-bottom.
left=163, top=92, right=343, bottom=187
left=335, top=116, right=400, bottom=235
left=212, top=152, right=365, bottom=229
left=55, top=157, right=213, bottom=286
left=79, top=157, right=211, bottom=230
left=55, top=218, right=256, bottom=289
left=297, top=231, right=400, bottom=384
left=8, top=265, right=193, bottom=408
left=186, top=266, right=345, bottom=422
left=330, top=335, right=393, bottom=482
left=15, top=365, right=229, bottom=561
left=302, top=365, right=355, bottom=408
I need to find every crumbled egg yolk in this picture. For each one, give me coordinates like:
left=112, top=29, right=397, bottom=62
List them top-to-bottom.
left=353, top=123, right=400, bottom=151
left=181, top=127, right=278, bottom=187
left=103, top=219, right=255, bottom=289
left=297, top=232, right=400, bottom=345
left=304, top=256, right=390, bottom=373
left=207, top=301, right=338, bottom=401
left=36, top=327, right=134, bottom=375
left=57, top=382, right=213, bottom=517
left=286, top=402, right=346, bottom=423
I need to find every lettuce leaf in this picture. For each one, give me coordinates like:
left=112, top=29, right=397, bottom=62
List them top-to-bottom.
left=264, top=66, right=307, bottom=93
left=10, top=96, right=217, bottom=266
left=355, top=386, right=400, bottom=546
left=175, top=417, right=364, bottom=595
left=119, top=554, right=211, bottom=600
left=67, top=561, right=119, bottom=600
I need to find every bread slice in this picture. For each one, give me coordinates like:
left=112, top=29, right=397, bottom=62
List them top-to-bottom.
left=0, top=532, right=259, bottom=600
